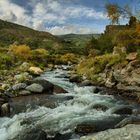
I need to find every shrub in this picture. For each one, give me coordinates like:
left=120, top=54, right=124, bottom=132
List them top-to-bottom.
left=9, top=44, right=31, bottom=60
left=29, top=48, right=49, bottom=67
left=0, top=53, right=13, bottom=69
left=60, top=53, right=78, bottom=64
left=76, top=54, right=125, bottom=79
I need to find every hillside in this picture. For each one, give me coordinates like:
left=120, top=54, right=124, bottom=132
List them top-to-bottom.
left=0, top=19, right=63, bottom=52
left=57, top=34, right=100, bottom=54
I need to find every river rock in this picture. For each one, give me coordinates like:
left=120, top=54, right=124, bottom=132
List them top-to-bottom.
left=29, top=67, right=43, bottom=75
left=69, top=75, right=82, bottom=83
left=32, top=78, right=54, bottom=94
left=79, top=80, right=93, bottom=86
left=12, top=83, right=27, bottom=91
left=26, top=83, right=44, bottom=93
left=53, top=85, right=68, bottom=93
left=93, top=87, right=101, bottom=93
left=19, top=90, right=31, bottom=96
left=1, top=103, right=10, bottom=116
left=91, top=104, right=109, bottom=111
left=111, top=106, right=133, bottom=115
left=75, top=116, right=125, bottom=134
left=80, top=124, right=140, bottom=140
left=14, top=128, right=47, bottom=140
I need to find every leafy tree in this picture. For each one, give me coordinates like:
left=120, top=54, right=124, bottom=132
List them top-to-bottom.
left=105, top=3, right=121, bottom=24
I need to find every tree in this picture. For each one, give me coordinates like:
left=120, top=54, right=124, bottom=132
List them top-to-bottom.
left=105, top=3, right=121, bottom=24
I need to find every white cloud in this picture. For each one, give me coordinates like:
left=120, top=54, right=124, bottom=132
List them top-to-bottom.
left=0, top=0, right=107, bottom=34
left=0, top=0, right=31, bottom=26
left=46, top=25, right=99, bottom=35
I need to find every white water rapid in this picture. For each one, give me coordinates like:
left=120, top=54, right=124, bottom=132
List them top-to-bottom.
left=0, top=68, right=139, bottom=140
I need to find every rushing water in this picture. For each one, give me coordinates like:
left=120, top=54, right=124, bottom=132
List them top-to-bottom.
left=0, top=68, right=140, bottom=140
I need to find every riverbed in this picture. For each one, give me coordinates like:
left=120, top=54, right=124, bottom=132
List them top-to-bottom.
left=0, top=68, right=140, bottom=140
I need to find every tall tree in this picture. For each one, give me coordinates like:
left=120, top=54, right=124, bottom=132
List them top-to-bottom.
left=105, top=3, right=121, bottom=24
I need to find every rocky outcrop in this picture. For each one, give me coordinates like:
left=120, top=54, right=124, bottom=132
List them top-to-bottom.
left=95, top=57, right=140, bottom=102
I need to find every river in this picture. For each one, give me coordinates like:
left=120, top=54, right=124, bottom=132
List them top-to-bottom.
left=0, top=68, right=140, bottom=140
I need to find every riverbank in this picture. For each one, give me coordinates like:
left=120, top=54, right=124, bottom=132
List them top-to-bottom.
left=75, top=53, right=140, bottom=104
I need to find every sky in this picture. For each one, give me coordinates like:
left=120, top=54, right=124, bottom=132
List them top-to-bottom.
left=0, top=0, right=137, bottom=35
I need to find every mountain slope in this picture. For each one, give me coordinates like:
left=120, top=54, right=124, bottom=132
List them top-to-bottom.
left=0, top=19, right=63, bottom=52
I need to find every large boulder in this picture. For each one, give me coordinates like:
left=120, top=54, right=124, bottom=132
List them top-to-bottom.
left=29, top=67, right=43, bottom=75
left=32, top=78, right=54, bottom=94
left=33, top=78, right=67, bottom=94
left=26, top=83, right=44, bottom=93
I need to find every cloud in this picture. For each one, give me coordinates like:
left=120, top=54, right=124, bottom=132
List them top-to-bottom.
left=0, top=0, right=107, bottom=34
left=0, top=0, right=31, bottom=26
left=46, top=25, right=99, bottom=35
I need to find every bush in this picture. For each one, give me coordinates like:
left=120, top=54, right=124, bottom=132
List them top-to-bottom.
left=9, top=44, right=31, bottom=60
left=28, top=48, right=49, bottom=68
left=0, top=53, right=13, bottom=69
left=60, top=53, right=78, bottom=64
left=76, top=54, right=125, bottom=79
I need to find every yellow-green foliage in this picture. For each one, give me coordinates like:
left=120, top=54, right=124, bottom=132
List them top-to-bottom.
left=9, top=44, right=31, bottom=60
left=31, top=48, right=48, bottom=56
left=60, top=53, right=77, bottom=63
left=76, top=54, right=125, bottom=80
